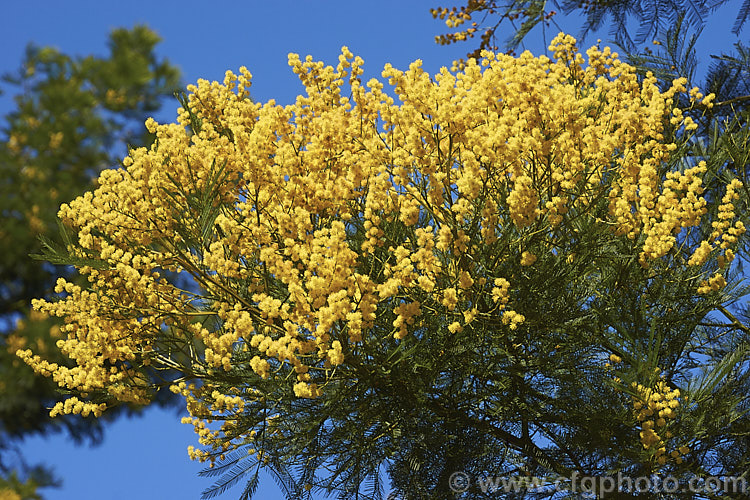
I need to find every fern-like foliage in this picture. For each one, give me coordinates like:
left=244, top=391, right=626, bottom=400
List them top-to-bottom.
left=434, top=0, right=744, bottom=56
left=733, top=0, right=750, bottom=33
left=620, top=14, right=700, bottom=84
left=705, top=42, right=750, bottom=116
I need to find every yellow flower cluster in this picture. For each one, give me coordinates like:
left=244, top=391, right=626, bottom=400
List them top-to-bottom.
left=431, top=4, right=478, bottom=38
left=19, top=35, right=742, bottom=466
left=688, top=178, right=745, bottom=293
left=520, top=251, right=537, bottom=267
left=501, top=310, right=525, bottom=330
left=604, top=352, right=622, bottom=369
left=631, top=377, right=689, bottom=465
left=47, top=397, right=107, bottom=418
left=0, top=489, right=21, bottom=500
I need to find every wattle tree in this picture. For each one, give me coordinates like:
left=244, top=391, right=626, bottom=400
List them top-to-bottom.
left=20, top=35, right=749, bottom=499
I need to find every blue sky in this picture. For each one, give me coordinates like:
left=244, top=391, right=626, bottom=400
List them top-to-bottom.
left=0, top=1, right=743, bottom=499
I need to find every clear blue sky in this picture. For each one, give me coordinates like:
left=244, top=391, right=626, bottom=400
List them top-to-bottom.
left=0, top=1, right=742, bottom=499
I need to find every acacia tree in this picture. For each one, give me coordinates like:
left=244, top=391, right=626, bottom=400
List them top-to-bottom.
left=0, top=25, right=181, bottom=497
left=18, top=35, right=750, bottom=499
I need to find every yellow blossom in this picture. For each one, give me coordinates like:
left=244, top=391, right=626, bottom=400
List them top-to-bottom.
left=17, top=38, right=738, bottom=474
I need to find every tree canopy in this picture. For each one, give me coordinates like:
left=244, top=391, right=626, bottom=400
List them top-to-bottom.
left=19, top=34, right=750, bottom=499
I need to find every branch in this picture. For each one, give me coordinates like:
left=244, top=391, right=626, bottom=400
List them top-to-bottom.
left=712, top=94, right=750, bottom=108
left=717, top=304, right=750, bottom=335
left=698, top=322, right=739, bottom=329
left=428, top=397, right=580, bottom=480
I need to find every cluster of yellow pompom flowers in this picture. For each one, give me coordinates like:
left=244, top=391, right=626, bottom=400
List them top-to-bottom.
left=17, top=34, right=743, bottom=470
left=631, top=376, right=690, bottom=465
left=0, top=489, right=21, bottom=500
